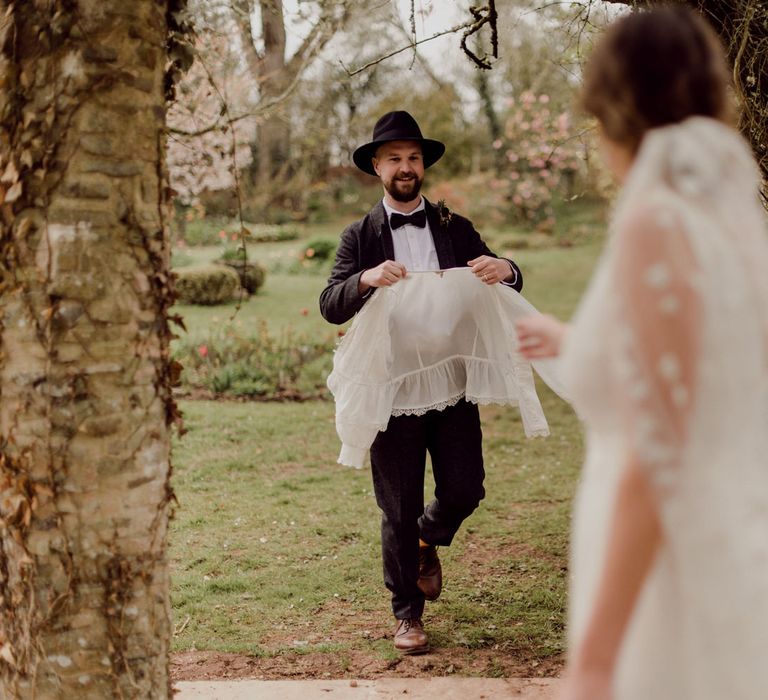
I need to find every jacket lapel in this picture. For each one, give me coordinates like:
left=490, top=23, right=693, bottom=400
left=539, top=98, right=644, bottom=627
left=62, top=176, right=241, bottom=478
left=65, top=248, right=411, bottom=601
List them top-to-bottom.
left=425, top=198, right=456, bottom=268
left=370, top=201, right=395, bottom=261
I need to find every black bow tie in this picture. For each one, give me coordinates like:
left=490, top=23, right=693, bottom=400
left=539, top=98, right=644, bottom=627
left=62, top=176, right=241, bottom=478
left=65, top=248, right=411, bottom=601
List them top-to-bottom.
left=389, top=209, right=427, bottom=230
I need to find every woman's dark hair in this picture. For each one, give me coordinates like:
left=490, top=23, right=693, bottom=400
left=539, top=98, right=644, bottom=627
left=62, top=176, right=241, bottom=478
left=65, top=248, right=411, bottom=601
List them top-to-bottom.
left=581, top=5, right=732, bottom=152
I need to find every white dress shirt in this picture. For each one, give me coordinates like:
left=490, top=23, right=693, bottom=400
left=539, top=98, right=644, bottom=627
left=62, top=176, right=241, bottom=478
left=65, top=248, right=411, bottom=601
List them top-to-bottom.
left=380, top=197, right=518, bottom=286
left=382, top=197, right=440, bottom=271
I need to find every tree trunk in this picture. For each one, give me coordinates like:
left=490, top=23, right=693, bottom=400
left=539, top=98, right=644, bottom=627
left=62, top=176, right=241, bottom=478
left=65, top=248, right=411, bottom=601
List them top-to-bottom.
left=232, top=0, right=352, bottom=203
left=254, top=0, right=292, bottom=183
left=0, top=1, right=177, bottom=697
left=475, top=69, right=506, bottom=175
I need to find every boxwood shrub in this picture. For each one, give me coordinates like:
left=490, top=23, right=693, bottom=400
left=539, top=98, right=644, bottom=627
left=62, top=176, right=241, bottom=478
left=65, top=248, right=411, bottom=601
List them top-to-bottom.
left=175, top=264, right=241, bottom=305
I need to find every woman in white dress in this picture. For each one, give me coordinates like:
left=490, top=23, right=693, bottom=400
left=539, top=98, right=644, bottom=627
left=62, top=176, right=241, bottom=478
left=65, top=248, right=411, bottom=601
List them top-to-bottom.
left=516, top=7, right=768, bottom=700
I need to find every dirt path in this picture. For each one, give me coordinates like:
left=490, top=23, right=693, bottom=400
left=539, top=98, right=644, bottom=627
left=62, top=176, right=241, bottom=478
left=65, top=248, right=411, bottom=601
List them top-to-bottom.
left=171, top=648, right=563, bottom=682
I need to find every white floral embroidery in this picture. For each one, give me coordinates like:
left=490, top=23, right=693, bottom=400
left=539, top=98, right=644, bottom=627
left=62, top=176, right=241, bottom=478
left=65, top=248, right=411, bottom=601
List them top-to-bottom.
left=644, top=262, right=670, bottom=289
left=658, top=353, right=681, bottom=381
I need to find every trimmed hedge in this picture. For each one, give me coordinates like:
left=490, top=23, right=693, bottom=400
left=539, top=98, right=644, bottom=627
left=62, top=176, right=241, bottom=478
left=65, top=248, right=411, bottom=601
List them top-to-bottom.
left=216, top=248, right=267, bottom=295
left=220, top=261, right=266, bottom=295
left=175, top=264, right=241, bottom=305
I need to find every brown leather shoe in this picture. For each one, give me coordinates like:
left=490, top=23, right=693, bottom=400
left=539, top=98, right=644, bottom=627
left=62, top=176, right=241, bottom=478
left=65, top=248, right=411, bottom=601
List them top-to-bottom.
left=417, top=545, right=442, bottom=601
left=393, top=617, right=429, bottom=655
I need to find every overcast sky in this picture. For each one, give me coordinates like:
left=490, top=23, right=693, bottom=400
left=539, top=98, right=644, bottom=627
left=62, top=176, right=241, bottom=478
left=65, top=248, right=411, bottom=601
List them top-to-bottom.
left=280, top=0, right=467, bottom=64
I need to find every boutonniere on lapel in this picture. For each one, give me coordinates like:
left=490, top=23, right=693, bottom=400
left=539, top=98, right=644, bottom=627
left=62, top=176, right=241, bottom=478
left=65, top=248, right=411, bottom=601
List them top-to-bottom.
left=436, top=199, right=453, bottom=228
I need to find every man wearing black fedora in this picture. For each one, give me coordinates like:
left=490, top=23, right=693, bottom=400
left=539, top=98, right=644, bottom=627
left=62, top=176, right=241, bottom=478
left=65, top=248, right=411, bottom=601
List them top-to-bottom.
left=319, top=110, right=523, bottom=654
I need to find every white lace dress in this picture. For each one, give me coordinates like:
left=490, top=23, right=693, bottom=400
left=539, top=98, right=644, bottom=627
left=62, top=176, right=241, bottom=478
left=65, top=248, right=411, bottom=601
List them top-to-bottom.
left=560, top=117, right=768, bottom=698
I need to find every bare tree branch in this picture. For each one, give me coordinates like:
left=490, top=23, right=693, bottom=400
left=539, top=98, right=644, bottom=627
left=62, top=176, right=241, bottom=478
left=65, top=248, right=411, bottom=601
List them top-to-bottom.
left=460, top=1, right=499, bottom=70
left=285, top=3, right=350, bottom=78
left=388, top=8, right=449, bottom=90
left=339, top=19, right=479, bottom=77
left=168, top=53, right=308, bottom=137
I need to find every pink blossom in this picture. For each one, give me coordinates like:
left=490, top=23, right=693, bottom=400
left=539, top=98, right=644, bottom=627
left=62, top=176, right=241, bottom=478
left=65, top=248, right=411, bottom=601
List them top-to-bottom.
left=539, top=94, right=550, bottom=104
left=492, top=139, right=503, bottom=150
left=507, top=152, right=519, bottom=163
left=539, top=169, right=550, bottom=178
left=510, top=172, right=520, bottom=180
left=513, top=194, right=523, bottom=205
left=218, top=230, right=227, bottom=239
left=198, top=344, right=209, bottom=358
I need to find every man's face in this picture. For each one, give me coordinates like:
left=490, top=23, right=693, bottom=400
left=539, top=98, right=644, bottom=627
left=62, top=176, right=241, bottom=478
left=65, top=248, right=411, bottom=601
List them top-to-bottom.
left=372, top=140, right=425, bottom=203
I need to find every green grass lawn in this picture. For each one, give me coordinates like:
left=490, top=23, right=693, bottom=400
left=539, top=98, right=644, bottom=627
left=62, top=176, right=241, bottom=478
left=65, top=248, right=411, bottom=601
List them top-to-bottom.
left=168, top=203, right=605, bottom=677
left=171, top=231, right=603, bottom=341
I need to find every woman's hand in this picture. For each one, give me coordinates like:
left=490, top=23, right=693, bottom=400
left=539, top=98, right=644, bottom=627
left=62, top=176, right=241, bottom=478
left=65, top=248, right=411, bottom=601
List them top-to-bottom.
left=516, top=314, right=568, bottom=359
left=558, top=666, right=613, bottom=700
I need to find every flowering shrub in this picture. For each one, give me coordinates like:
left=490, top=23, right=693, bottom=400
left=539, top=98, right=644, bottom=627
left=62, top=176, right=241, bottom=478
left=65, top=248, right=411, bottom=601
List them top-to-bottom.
left=498, top=92, right=583, bottom=229
left=427, top=177, right=508, bottom=230
left=174, top=324, right=335, bottom=399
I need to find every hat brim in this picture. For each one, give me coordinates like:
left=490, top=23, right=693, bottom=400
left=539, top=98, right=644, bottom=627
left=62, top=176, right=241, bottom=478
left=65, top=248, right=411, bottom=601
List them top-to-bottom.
left=352, top=138, right=445, bottom=176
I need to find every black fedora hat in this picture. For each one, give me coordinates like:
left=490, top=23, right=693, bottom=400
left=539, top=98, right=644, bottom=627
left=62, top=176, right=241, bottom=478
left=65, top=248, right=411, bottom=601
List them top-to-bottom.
left=353, top=111, right=445, bottom=176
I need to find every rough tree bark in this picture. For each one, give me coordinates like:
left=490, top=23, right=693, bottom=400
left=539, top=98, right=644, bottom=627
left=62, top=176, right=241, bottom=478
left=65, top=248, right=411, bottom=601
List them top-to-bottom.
left=0, top=1, right=180, bottom=697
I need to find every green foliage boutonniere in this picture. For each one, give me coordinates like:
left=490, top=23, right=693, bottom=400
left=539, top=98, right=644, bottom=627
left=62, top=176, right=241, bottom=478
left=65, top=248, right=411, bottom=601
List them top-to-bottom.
left=437, top=199, right=453, bottom=228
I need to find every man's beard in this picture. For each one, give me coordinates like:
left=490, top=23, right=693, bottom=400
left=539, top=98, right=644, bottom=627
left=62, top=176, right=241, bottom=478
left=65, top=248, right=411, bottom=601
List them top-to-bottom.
left=384, top=174, right=423, bottom=202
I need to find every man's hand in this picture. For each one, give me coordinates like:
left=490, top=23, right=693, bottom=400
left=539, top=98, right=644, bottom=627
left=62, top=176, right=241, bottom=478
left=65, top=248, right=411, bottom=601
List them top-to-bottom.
left=468, top=256, right=513, bottom=285
left=359, top=260, right=407, bottom=294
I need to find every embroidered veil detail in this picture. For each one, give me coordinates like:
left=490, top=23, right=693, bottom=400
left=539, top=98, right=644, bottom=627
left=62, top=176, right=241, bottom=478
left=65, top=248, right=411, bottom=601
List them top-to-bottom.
left=327, top=267, right=565, bottom=467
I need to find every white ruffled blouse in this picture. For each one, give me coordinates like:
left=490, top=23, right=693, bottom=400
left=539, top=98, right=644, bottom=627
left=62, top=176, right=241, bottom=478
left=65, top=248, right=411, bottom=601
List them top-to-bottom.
left=327, top=267, right=564, bottom=467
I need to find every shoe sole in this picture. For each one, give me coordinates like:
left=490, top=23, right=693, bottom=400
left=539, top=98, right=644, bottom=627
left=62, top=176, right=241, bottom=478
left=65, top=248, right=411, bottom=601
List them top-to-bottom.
left=397, top=644, right=430, bottom=656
